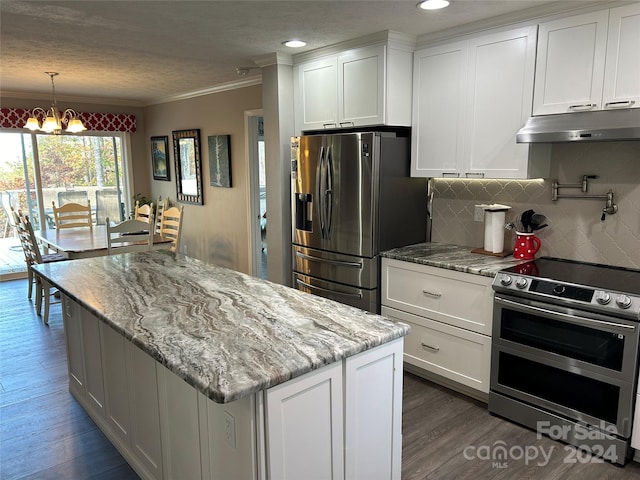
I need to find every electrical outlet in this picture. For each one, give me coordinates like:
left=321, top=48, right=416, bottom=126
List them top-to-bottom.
left=474, top=206, right=485, bottom=222
left=182, top=244, right=188, bottom=255
left=224, top=411, right=237, bottom=449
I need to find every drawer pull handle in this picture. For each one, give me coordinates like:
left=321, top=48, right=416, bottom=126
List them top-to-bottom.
left=604, top=100, right=635, bottom=109
left=568, top=103, right=597, bottom=111
left=422, top=290, right=441, bottom=298
left=421, top=342, right=440, bottom=352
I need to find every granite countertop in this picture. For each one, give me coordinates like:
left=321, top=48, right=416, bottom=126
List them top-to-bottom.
left=381, top=242, right=529, bottom=277
left=34, top=251, right=408, bottom=404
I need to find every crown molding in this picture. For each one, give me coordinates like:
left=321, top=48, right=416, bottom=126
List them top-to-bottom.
left=416, top=0, right=617, bottom=47
left=291, top=30, right=415, bottom=64
left=252, top=52, right=293, bottom=68
left=145, top=76, right=262, bottom=106
left=0, top=90, right=145, bottom=107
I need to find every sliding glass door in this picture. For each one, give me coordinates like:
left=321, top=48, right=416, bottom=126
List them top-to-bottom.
left=0, top=130, right=131, bottom=276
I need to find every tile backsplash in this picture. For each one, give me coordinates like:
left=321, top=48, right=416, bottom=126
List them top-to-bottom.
left=431, top=142, right=640, bottom=268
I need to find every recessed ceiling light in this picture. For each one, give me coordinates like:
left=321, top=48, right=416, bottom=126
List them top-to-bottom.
left=417, top=0, right=450, bottom=10
left=283, top=40, right=307, bottom=48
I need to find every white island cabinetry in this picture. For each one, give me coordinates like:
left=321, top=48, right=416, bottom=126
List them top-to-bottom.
left=381, top=258, right=493, bottom=400
left=62, top=295, right=403, bottom=480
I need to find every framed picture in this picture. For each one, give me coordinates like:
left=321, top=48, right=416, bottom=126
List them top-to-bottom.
left=173, top=129, right=203, bottom=205
left=208, top=135, right=232, bottom=188
left=151, top=136, right=170, bottom=181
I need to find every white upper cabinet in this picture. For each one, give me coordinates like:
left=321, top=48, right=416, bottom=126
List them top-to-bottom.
left=534, top=4, right=640, bottom=115
left=603, top=4, right=640, bottom=109
left=411, top=26, right=540, bottom=179
left=294, top=38, right=413, bottom=132
left=338, top=45, right=386, bottom=127
left=294, top=56, right=339, bottom=130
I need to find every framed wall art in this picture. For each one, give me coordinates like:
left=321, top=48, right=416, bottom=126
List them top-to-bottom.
left=172, top=129, right=203, bottom=205
left=208, top=135, right=232, bottom=188
left=151, top=136, right=170, bottom=181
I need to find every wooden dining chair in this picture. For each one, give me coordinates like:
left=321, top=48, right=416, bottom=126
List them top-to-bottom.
left=154, top=196, right=169, bottom=235
left=52, top=200, right=92, bottom=228
left=134, top=201, right=154, bottom=224
left=159, top=206, right=184, bottom=253
left=12, top=207, right=66, bottom=324
left=106, top=216, right=154, bottom=255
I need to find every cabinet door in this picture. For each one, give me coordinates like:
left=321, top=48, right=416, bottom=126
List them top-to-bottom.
left=602, top=3, right=640, bottom=110
left=533, top=10, right=609, bottom=115
left=465, top=26, right=536, bottom=178
left=411, top=41, right=467, bottom=178
left=338, top=45, right=385, bottom=126
left=294, top=56, right=338, bottom=132
left=381, top=258, right=493, bottom=335
left=61, top=296, right=85, bottom=397
left=383, top=306, right=491, bottom=394
left=81, top=309, right=105, bottom=419
left=101, top=322, right=131, bottom=446
left=344, top=339, right=403, bottom=480
left=128, top=342, right=163, bottom=479
left=266, top=362, right=344, bottom=480
left=158, top=366, right=203, bottom=480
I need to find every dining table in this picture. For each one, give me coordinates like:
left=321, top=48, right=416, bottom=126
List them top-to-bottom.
left=36, top=225, right=173, bottom=259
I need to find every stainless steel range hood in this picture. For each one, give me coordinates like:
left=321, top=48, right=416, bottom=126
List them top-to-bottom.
left=516, top=108, right=640, bottom=143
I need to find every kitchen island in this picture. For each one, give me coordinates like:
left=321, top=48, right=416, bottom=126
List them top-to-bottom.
left=34, top=251, right=408, bottom=480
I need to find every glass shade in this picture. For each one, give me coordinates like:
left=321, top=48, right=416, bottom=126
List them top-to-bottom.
left=42, top=116, right=61, bottom=133
left=24, top=117, right=41, bottom=131
left=66, top=118, right=87, bottom=133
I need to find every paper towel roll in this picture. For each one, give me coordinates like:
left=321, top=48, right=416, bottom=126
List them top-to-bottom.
left=484, top=210, right=506, bottom=253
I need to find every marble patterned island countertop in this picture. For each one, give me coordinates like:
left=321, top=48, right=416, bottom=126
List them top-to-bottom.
left=381, top=242, right=529, bottom=277
left=34, top=251, right=409, bottom=404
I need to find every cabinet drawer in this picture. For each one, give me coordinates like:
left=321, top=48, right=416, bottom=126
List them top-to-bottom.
left=381, top=258, right=493, bottom=335
left=382, top=306, right=491, bottom=393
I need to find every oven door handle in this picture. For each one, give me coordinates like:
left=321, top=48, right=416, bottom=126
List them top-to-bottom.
left=495, top=296, right=636, bottom=331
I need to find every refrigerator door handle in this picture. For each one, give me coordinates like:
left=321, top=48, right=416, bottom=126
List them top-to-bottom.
left=325, top=145, right=334, bottom=239
left=316, top=146, right=325, bottom=238
left=295, top=251, right=363, bottom=268
left=296, top=278, right=363, bottom=299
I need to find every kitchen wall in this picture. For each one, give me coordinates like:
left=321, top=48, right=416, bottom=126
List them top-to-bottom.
left=144, top=85, right=262, bottom=273
left=431, top=141, right=640, bottom=269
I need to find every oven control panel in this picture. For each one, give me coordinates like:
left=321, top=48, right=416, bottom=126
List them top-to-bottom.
left=493, top=273, right=640, bottom=319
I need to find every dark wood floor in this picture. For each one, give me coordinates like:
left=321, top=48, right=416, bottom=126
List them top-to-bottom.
left=2, top=278, right=640, bottom=479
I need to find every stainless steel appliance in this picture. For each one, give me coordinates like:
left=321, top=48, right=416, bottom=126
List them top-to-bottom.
left=516, top=108, right=640, bottom=143
left=291, top=129, right=427, bottom=313
left=490, top=257, right=640, bottom=465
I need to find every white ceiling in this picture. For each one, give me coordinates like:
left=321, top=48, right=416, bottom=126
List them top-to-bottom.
left=0, top=0, right=610, bottom=106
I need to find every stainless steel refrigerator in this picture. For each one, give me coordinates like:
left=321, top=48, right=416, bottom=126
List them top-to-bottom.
left=291, top=130, right=427, bottom=313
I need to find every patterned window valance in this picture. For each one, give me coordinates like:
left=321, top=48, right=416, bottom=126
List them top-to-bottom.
left=0, top=107, right=137, bottom=133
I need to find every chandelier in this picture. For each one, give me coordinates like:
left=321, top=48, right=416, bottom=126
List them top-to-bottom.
left=24, top=72, right=87, bottom=134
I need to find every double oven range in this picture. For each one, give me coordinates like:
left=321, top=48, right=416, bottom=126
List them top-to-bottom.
left=490, top=257, right=640, bottom=465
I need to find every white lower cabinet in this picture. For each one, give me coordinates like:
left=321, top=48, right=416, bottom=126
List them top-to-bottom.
left=382, top=258, right=493, bottom=397
left=62, top=294, right=404, bottom=480
left=382, top=306, right=491, bottom=394
left=102, top=322, right=132, bottom=446
left=344, top=340, right=403, bottom=480
left=129, top=344, right=163, bottom=479
left=266, top=362, right=344, bottom=480
left=157, top=367, right=203, bottom=479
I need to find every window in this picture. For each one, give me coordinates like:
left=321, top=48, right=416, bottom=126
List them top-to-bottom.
left=0, top=130, right=132, bottom=234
